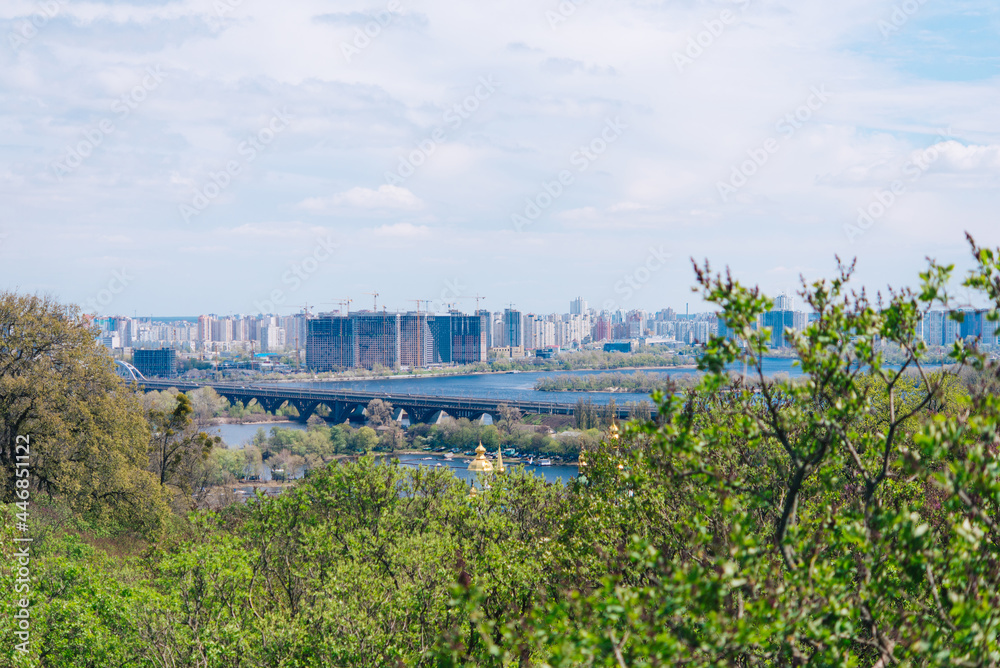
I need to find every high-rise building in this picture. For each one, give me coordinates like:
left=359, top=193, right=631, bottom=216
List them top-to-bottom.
left=774, top=293, right=794, bottom=311
left=570, top=297, right=587, bottom=316
left=502, top=308, right=522, bottom=348
left=959, top=309, right=984, bottom=341
left=477, top=310, right=493, bottom=348
left=763, top=310, right=806, bottom=348
left=923, top=310, right=945, bottom=346
left=353, top=312, right=401, bottom=369
left=401, top=313, right=428, bottom=367
left=451, top=313, right=489, bottom=363
left=280, top=314, right=309, bottom=355
left=427, top=314, right=453, bottom=364
left=523, top=314, right=555, bottom=350
left=943, top=314, right=960, bottom=346
left=983, top=314, right=999, bottom=347
left=197, top=315, right=213, bottom=342
left=306, top=315, right=357, bottom=371
left=592, top=317, right=611, bottom=343
left=211, top=318, right=233, bottom=343
left=259, top=324, right=283, bottom=352
left=133, top=348, right=177, bottom=377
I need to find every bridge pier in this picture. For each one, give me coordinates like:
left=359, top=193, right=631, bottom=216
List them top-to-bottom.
left=288, top=400, right=319, bottom=423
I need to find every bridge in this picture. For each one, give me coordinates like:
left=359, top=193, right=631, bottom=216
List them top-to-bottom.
left=135, top=379, right=634, bottom=424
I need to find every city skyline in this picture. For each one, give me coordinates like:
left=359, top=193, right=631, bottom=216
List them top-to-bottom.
left=3, top=2, right=999, bottom=314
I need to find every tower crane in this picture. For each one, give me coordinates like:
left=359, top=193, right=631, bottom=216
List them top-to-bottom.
left=364, top=291, right=379, bottom=311
left=452, top=293, right=487, bottom=311
left=321, top=299, right=352, bottom=316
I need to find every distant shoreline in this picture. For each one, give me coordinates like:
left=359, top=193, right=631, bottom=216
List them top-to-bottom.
left=258, top=364, right=701, bottom=384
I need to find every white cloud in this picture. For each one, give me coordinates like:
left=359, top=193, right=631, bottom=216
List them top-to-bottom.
left=3, top=0, right=1000, bottom=314
left=926, top=141, right=1000, bottom=173
left=299, top=186, right=424, bottom=213
left=373, top=222, right=431, bottom=238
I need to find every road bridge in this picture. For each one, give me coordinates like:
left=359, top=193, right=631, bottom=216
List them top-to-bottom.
left=136, top=379, right=634, bottom=424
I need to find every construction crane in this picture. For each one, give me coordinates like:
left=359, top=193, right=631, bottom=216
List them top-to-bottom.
left=364, top=291, right=379, bottom=312
left=453, top=293, right=487, bottom=311
left=321, top=299, right=352, bottom=316
left=407, top=299, right=432, bottom=313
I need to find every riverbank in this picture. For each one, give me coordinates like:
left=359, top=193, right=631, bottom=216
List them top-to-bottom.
left=260, top=365, right=699, bottom=385
left=534, top=369, right=702, bottom=394
left=207, top=415, right=297, bottom=426
left=383, top=449, right=580, bottom=467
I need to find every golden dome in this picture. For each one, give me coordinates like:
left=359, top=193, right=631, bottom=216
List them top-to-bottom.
left=608, top=420, right=620, bottom=440
left=468, top=441, right=494, bottom=473
left=495, top=446, right=505, bottom=473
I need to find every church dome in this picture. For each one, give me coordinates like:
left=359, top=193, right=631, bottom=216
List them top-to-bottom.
left=468, top=441, right=494, bottom=473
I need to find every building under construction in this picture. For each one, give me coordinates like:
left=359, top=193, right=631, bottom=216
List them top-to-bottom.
left=306, top=310, right=488, bottom=372
left=353, top=312, right=401, bottom=369
left=451, top=312, right=489, bottom=364
left=305, top=315, right=357, bottom=371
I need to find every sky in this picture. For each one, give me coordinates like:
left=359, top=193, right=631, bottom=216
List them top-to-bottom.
left=1, top=0, right=999, bottom=317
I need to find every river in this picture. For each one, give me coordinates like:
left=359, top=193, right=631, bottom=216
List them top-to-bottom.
left=273, top=357, right=805, bottom=405
left=205, top=422, right=577, bottom=484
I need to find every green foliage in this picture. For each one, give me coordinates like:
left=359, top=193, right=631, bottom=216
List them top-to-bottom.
left=6, top=237, right=1000, bottom=666
left=442, top=240, right=1000, bottom=665
left=0, top=292, right=168, bottom=536
left=538, top=370, right=679, bottom=393
left=147, top=393, right=221, bottom=494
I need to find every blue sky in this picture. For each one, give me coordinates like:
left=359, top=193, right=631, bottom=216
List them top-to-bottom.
left=1, top=0, right=998, bottom=316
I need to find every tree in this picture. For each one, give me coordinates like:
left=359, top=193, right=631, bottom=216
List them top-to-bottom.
left=0, top=292, right=168, bottom=533
left=186, top=386, right=226, bottom=426
left=148, top=393, right=220, bottom=490
left=365, top=398, right=394, bottom=428
left=495, top=403, right=522, bottom=438
left=378, top=422, right=404, bottom=453
left=350, top=426, right=379, bottom=454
